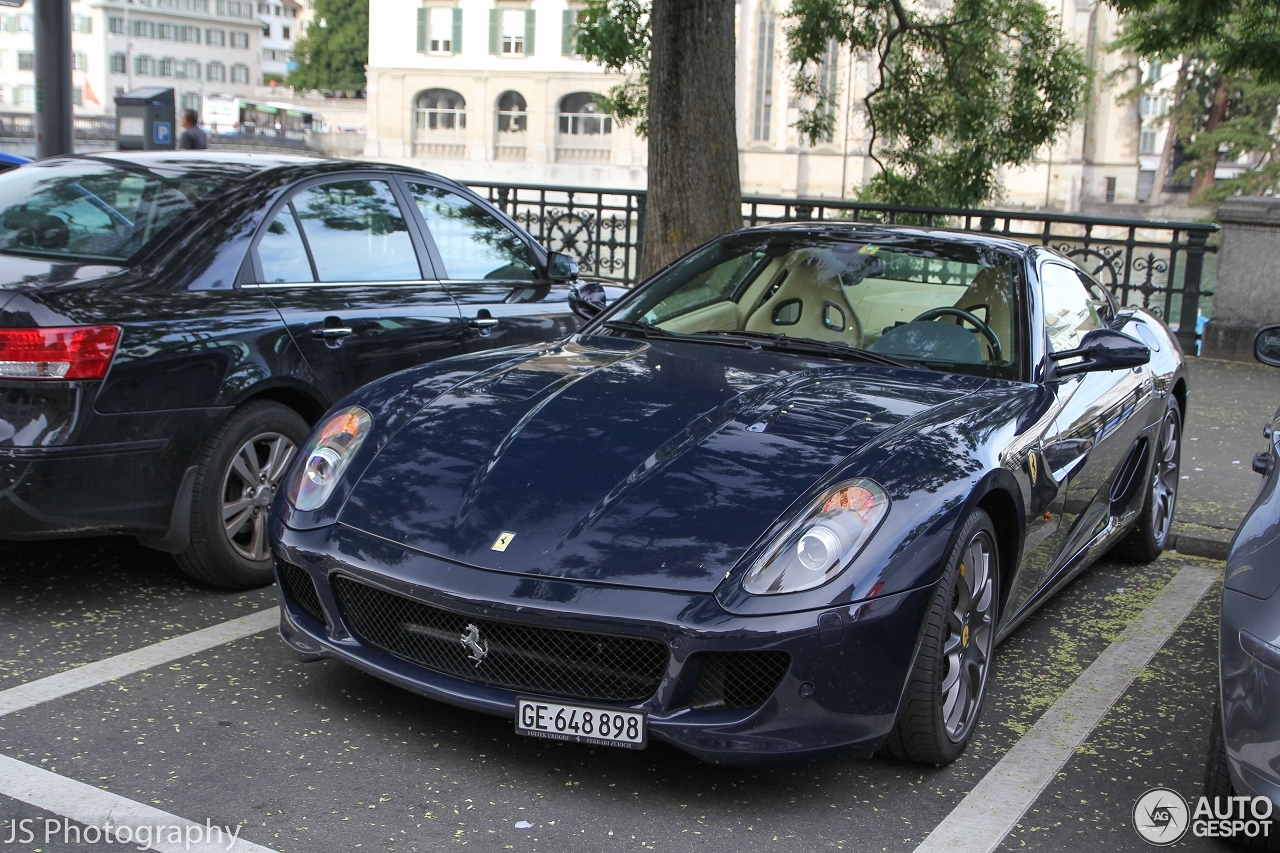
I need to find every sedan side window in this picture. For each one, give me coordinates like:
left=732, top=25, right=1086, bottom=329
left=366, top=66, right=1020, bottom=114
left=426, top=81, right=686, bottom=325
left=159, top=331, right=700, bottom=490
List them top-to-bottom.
left=291, top=180, right=422, bottom=282
left=406, top=183, right=536, bottom=281
left=257, top=205, right=314, bottom=283
left=1041, top=263, right=1102, bottom=352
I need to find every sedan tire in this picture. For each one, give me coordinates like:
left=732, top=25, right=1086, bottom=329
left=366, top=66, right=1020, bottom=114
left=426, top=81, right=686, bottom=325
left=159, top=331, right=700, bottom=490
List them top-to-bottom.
left=175, top=401, right=308, bottom=589
left=883, top=509, right=1000, bottom=765
left=1205, top=703, right=1280, bottom=850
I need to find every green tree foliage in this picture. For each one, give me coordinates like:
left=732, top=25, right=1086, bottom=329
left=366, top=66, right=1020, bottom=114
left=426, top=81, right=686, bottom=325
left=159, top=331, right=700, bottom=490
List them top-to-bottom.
left=287, top=0, right=369, bottom=93
left=575, top=0, right=651, bottom=135
left=786, top=0, right=1090, bottom=208
left=1105, top=0, right=1280, bottom=84
left=1109, top=1, right=1280, bottom=203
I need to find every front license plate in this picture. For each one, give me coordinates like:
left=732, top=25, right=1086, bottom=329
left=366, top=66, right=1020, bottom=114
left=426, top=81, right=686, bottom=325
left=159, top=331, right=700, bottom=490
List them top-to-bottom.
left=515, top=697, right=646, bottom=750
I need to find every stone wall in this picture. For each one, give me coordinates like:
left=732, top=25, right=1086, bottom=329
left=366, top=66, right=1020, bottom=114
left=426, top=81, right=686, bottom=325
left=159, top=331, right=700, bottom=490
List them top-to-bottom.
left=1201, top=198, right=1280, bottom=362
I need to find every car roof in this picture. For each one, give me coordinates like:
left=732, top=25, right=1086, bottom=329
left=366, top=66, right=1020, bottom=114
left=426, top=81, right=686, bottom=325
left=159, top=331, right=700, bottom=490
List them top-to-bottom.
left=67, top=150, right=451, bottom=189
left=745, top=221, right=1034, bottom=256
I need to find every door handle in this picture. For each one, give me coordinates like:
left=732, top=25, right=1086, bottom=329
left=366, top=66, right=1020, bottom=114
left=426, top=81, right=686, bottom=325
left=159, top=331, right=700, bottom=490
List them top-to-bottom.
left=469, top=317, right=499, bottom=328
left=312, top=327, right=354, bottom=339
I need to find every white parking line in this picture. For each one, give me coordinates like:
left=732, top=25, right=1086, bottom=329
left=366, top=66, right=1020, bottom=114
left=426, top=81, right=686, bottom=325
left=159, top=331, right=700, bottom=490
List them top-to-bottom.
left=913, top=563, right=1219, bottom=853
left=0, top=608, right=279, bottom=717
left=0, top=754, right=278, bottom=852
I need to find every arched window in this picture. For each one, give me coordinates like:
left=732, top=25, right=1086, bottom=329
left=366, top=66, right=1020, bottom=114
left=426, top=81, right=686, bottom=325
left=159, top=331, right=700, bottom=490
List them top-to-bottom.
left=752, top=3, right=776, bottom=142
left=415, top=88, right=466, bottom=133
left=496, top=90, right=526, bottom=134
left=557, top=92, right=611, bottom=136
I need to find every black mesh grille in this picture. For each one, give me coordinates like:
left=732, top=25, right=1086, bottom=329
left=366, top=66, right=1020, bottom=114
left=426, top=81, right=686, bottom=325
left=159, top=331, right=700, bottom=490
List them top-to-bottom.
left=278, top=561, right=324, bottom=624
left=332, top=575, right=669, bottom=703
left=690, top=652, right=790, bottom=710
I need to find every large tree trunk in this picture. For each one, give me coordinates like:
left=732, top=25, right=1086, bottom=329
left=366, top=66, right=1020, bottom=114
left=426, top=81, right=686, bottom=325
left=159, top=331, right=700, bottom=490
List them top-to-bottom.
left=642, top=0, right=742, bottom=278
left=1191, top=76, right=1230, bottom=199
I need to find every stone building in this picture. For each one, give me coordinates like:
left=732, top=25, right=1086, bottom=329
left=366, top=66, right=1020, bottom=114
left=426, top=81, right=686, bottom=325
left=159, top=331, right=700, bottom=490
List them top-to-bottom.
left=363, top=0, right=1170, bottom=210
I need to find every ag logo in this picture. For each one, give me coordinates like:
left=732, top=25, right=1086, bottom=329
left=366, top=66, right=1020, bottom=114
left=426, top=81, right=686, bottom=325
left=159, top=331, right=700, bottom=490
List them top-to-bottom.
left=1133, top=787, right=1190, bottom=845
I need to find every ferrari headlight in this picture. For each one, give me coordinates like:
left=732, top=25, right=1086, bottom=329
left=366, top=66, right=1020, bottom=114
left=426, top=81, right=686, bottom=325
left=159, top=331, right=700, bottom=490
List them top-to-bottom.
left=287, top=406, right=373, bottom=511
left=743, top=479, right=890, bottom=595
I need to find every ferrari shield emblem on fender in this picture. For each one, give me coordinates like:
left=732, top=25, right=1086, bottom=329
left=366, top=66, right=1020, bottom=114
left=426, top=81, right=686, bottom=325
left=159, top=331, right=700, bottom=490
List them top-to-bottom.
left=1028, top=450, right=1039, bottom=483
left=491, top=531, right=516, bottom=552
left=460, top=624, right=488, bottom=667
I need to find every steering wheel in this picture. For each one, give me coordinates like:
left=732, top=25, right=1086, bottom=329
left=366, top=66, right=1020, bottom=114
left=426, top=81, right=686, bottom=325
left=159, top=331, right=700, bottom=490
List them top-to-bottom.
left=912, top=307, right=1002, bottom=361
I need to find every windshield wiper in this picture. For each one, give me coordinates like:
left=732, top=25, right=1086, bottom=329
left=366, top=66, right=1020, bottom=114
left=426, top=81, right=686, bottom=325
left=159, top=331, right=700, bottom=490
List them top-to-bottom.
left=600, top=320, right=682, bottom=339
left=694, top=330, right=918, bottom=368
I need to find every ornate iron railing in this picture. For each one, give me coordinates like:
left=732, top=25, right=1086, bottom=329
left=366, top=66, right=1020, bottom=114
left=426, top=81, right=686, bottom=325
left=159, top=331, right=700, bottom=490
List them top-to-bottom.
left=468, top=183, right=1220, bottom=351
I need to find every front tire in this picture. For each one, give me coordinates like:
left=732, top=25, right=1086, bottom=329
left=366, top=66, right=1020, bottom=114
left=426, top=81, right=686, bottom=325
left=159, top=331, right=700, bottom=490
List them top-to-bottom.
left=1114, top=398, right=1182, bottom=563
left=174, top=401, right=308, bottom=589
left=884, top=509, right=1000, bottom=765
left=1204, top=703, right=1280, bottom=850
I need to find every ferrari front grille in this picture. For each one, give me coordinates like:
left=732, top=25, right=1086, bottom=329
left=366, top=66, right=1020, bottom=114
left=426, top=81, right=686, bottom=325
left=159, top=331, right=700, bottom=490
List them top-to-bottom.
left=277, top=560, right=324, bottom=624
left=331, top=575, right=669, bottom=704
left=690, top=651, right=790, bottom=710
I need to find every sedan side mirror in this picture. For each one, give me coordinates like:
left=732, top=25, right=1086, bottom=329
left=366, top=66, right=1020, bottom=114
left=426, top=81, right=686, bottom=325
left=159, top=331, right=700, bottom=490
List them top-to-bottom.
left=547, top=251, right=579, bottom=283
left=568, top=281, right=607, bottom=321
left=1255, top=324, right=1280, bottom=367
left=1048, top=328, right=1150, bottom=378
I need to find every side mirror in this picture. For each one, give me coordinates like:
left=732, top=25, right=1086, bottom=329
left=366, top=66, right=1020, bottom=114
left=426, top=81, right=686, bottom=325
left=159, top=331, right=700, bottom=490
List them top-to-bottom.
left=547, top=251, right=579, bottom=283
left=568, top=281, right=607, bottom=321
left=1255, top=324, right=1280, bottom=368
left=1048, top=328, right=1150, bottom=378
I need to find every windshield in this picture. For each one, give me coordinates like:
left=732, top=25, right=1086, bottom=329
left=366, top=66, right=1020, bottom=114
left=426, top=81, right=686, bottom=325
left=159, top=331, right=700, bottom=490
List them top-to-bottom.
left=0, top=157, right=247, bottom=264
left=605, top=232, right=1023, bottom=379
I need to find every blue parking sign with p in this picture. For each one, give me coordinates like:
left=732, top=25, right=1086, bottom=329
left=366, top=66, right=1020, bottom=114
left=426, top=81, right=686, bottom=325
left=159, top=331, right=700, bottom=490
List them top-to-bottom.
left=154, top=121, right=171, bottom=145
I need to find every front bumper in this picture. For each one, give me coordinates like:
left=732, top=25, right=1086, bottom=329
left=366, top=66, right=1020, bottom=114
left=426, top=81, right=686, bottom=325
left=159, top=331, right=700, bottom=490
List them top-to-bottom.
left=273, top=520, right=937, bottom=765
left=1221, top=587, right=1280, bottom=804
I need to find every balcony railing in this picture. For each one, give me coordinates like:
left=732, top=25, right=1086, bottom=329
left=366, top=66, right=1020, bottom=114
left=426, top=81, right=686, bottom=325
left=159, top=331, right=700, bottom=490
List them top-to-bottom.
left=467, top=182, right=1220, bottom=351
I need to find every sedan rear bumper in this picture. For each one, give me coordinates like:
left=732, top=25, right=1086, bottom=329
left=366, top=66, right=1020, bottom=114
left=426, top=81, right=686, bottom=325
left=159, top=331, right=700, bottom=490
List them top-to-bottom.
left=272, top=520, right=936, bottom=765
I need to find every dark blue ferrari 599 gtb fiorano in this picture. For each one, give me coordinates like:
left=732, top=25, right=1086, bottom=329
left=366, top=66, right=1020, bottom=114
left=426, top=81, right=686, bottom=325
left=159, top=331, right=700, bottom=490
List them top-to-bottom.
left=270, top=224, right=1188, bottom=765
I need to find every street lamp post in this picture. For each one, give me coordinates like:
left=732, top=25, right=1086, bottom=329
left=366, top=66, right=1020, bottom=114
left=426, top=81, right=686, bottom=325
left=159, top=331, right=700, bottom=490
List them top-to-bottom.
left=34, top=0, right=74, bottom=158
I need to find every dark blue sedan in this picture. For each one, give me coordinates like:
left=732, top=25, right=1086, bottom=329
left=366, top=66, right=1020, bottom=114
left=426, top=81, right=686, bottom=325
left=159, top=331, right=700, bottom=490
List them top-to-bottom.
left=271, top=225, right=1187, bottom=764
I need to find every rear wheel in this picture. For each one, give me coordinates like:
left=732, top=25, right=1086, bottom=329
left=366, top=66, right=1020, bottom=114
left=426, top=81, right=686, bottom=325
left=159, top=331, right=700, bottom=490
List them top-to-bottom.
left=1114, top=399, right=1181, bottom=563
left=174, top=401, right=308, bottom=589
left=884, top=509, right=999, bottom=765
left=1204, top=703, right=1280, bottom=850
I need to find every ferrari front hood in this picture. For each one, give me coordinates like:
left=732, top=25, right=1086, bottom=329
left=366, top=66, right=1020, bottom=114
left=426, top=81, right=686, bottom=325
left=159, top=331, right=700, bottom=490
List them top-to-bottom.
left=339, top=337, right=981, bottom=593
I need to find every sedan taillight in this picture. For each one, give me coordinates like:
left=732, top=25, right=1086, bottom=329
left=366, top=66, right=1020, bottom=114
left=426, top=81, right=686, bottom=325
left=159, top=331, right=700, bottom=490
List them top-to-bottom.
left=0, top=325, right=122, bottom=380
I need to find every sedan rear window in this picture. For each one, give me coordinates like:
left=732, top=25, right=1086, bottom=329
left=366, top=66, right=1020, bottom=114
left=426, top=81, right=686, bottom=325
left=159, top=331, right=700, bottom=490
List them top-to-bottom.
left=0, top=157, right=245, bottom=263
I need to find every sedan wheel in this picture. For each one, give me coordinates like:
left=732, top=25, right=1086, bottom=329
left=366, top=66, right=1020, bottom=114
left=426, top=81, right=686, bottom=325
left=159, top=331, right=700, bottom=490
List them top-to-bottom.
left=175, top=401, right=309, bottom=589
left=220, top=432, right=296, bottom=562
left=884, top=508, right=1000, bottom=765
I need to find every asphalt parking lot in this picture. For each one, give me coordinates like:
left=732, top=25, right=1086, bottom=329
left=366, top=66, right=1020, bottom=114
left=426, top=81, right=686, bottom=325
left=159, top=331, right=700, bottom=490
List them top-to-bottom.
left=0, top=537, right=1244, bottom=853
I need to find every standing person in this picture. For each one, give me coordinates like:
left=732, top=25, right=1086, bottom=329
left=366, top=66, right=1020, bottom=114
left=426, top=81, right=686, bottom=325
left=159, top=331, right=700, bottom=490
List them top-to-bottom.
left=178, top=109, right=208, bottom=150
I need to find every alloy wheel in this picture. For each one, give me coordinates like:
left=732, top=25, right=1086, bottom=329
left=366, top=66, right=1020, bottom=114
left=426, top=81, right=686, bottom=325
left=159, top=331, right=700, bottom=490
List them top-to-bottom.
left=1151, top=408, right=1181, bottom=547
left=220, top=431, right=296, bottom=562
left=941, top=530, right=997, bottom=742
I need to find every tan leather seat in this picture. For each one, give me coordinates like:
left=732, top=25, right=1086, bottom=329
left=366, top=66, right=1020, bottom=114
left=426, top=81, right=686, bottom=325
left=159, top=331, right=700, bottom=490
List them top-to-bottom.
left=742, top=252, right=864, bottom=347
left=952, top=266, right=1013, bottom=361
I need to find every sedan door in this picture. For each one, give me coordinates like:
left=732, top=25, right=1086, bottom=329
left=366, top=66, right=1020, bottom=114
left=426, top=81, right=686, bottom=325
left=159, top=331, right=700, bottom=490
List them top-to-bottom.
left=253, top=176, right=466, bottom=403
left=399, top=179, right=581, bottom=352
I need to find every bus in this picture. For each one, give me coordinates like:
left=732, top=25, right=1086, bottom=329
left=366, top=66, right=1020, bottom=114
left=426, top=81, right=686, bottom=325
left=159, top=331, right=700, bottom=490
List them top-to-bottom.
left=202, top=95, right=320, bottom=144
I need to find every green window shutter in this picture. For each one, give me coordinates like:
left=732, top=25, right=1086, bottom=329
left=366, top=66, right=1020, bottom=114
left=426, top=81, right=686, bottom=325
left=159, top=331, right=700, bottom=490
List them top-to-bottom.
left=416, top=7, right=426, bottom=53
left=452, top=8, right=462, bottom=54
left=488, top=8, right=499, bottom=55
left=524, top=9, right=535, bottom=55
left=562, top=9, right=573, bottom=56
